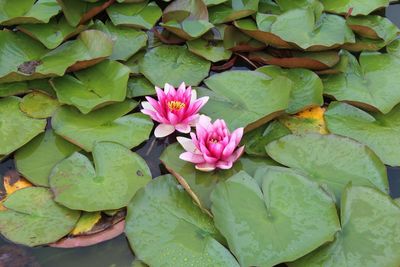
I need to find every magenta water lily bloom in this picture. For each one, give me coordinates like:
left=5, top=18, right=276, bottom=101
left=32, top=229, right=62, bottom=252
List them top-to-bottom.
left=141, top=82, right=209, bottom=138
left=177, top=115, right=245, bottom=172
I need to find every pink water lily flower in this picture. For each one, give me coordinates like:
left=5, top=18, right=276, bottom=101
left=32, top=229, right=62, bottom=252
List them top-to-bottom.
left=141, top=82, right=209, bottom=138
left=177, top=115, right=245, bottom=172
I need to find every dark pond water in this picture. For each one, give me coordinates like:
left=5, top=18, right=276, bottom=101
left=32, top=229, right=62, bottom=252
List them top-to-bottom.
left=1, top=4, right=400, bottom=267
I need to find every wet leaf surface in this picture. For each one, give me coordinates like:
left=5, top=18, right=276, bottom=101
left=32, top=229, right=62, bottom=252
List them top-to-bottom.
left=266, top=134, right=389, bottom=201
left=50, top=142, right=151, bottom=211
left=211, top=168, right=340, bottom=266
left=125, top=175, right=240, bottom=267
left=0, top=187, right=80, bottom=246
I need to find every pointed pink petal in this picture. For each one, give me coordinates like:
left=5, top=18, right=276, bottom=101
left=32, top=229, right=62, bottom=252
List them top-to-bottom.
left=164, top=83, right=174, bottom=94
left=155, top=87, right=165, bottom=101
left=190, top=89, right=197, bottom=102
left=141, top=101, right=156, bottom=112
left=141, top=109, right=162, bottom=123
left=167, top=112, right=179, bottom=125
left=197, top=115, right=212, bottom=129
left=175, top=123, right=191, bottom=133
left=154, top=124, right=175, bottom=138
left=231, top=127, right=244, bottom=146
left=177, top=137, right=197, bottom=153
left=229, top=146, right=245, bottom=162
left=179, top=152, right=205, bottom=164
left=216, top=160, right=233, bottom=170
left=195, top=163, right=216, bottom=172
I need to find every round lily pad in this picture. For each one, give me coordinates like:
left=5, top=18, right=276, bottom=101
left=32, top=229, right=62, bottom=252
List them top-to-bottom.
left=320, top=0, right=390, bottom=15
left=139, top=45, right=211, bottom=87
left=323, top=49, right=400, bottom=114
left=51, top=60, right=130, bottom=114
left=199, top=70, right=292, bottom=131
left=19, top=91, right=60, bottom=118
left=0, top=96, right=46, bottom=156
left=52, top=100, right=153, bottom=152
left=325, top=102, right=400, bottom=167
left=15, top=129, right=80, bottom=187
left=266, top=134, right=389, bottom=201
left=50, top=142, right=152, bottom=211
left=160, top=143, right=278, bottom=210
left=211, top=168, right=340, bottom=266
left=125, top=175, right=240, bottom=267
left=292, top=185, right=400, bottom=267
left=0, top=187, right=80, bottom=246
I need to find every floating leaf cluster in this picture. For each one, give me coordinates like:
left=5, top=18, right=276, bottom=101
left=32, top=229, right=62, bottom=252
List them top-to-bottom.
left=0, top=0, right=400, bottom=266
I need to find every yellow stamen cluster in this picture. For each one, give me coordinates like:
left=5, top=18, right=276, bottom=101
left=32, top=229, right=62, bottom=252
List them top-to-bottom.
left=167, top=100, right=185, bottom=111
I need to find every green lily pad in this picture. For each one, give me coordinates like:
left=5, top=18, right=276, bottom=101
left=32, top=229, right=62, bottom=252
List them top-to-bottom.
left=0, top=0, right=61, bottom=26
left=57, top=0, right=114, bottom=27
left=161, top=0, right=213, bottom=40
left=208, top=0, right=259, bottom=24
left=320, top=0, right=390, bottom=15
left=107, top=1, right=162, bottom=30
left=268, top=8, right=355, bottom=50
left=347, top=15, right=399, bottom=42
left=18, top=17, right=89, bottom=49
left=233, top=17, right=293, bottom=49
left=92, top=20, right=148, bottom=61
left=161, top=20, right=214, bottom=40
left=223, top=25, right=266, bottom=51
left=0, top=30, right=113, bottom=83
left=187, top=38, right=232, bottom=62
left=139, top=45, right=211, bottom=87
left=322, top=49, right=400, bottom=114
left=124, top=51, right=146, bottom=75
left=51, top=60, right=130, bottom=114
left=256, top=65, right=323, bottom=114
left=199, top=70, right=292, bottom=131
left=127, top=76, right=155, bottom=98
left=0, top=79, right=56, bottom=98
left=19, top=91, right=60, bottom=118
left=0, top=97, right=46, bottom=156
left=52, top=100, right=153, bottom=152
left=325, top=102, right=400, bottom=166
left=241, top=120, right=291, bottom=156
left=15, top=129, right=80, bottom=187
left=266, top=134, right=389, bottom=200
left=50, top=142, right=151, bottom=211
left=160, top=143, right=278, bottom=210
left=211, top=168, right=340, bottom=267
left=125, top=175, right=240, bottom=267
left=292, top=185, right=400, bottom=267
left=0, top=187, right=80, bottom=246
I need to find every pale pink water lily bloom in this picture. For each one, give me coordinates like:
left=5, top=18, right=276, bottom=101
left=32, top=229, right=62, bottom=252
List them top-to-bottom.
left=141, top=82, right=209, bottom=138
left=177, top=115, right=245, bottom=172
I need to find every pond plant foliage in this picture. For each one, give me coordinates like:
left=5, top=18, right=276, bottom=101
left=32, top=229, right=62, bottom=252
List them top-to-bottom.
left=0, top=0, right=400, bottom=266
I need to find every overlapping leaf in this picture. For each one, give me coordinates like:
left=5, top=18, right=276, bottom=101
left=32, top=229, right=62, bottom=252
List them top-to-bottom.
left=51, top=60, right=130, bottom=114
left=52, top=100, right=153, bottom=151
left=266, top=134, right=389, bottom=200
left=50, top=142, right=151, bottom=211
left=211, top=168, right=340, bottom=266
left=125, top=175, right=240, bottom=267
left=292, top=185, right=400, bottom=267
left=0, top=187, right=80, bottom=246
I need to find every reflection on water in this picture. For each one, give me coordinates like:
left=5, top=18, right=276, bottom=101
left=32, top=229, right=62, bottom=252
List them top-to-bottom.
left=1, top=4, right=400, bottom=267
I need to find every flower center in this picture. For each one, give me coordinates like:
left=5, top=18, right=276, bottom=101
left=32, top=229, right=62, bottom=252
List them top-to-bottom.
left=167, top=100, right=185, bottom=111
left=209, top=138, right=219, bottom=144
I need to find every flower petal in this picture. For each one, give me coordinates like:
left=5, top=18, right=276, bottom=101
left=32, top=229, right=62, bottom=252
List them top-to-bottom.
left=190, top=89, right=197, bottom=102
left=141, top=101, right=156, bottom=112
left=197, top=115, right=212, bottom=129
left=175, top=123, right=191, bottom=133
left=154, top=124, right=175, bottom=138
left=177, top=137, right=197, bottom=153
left=179, top=152, right=205, bottom=164
left=216, top=160, right=233, bottom=170
left=195, top=162, right=216, bottom=172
